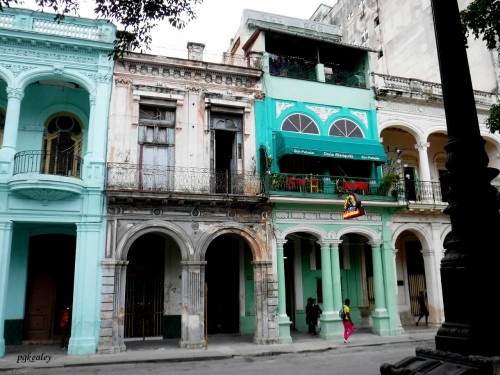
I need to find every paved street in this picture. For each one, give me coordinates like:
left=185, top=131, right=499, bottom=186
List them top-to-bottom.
left=0, top=327, right=437, bottom=374
left=2, top=340, right=425, bottom=375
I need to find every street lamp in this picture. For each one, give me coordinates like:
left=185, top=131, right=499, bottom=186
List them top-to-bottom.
left=380, top=0, right=500, bottom=373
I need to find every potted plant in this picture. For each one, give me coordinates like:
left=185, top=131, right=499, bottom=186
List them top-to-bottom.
left=380, top=173, right=400, bottom=196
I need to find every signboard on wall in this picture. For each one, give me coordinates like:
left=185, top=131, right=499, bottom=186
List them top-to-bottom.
left=342, top=193, right=366, bottom=219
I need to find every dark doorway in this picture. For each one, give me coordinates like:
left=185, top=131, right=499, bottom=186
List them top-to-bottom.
left=214, top=130, right=236, bottom=193
left=404, top=167, right=417, bottom=201
left=125, top=233, right=165, bottom=339
left=23, top=234, right=75, bottom=344
left=205, top=235, right=240, bottom=334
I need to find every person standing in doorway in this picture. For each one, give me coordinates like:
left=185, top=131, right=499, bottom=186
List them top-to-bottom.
left=416, top=291, right=429, bottom=326
left=305, top=298, right=316, bottom=335
left=312, top=298, right=322, bottom=335
left=342, top=298, right=354, bottom=343
left=60, top=305, right=71, bottom=349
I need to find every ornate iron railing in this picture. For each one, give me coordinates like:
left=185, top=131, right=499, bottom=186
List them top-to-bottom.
left=13, top=150, right=83, bottom=179
left=106, top=163, right=264, bottom=195
left=265, top=172, right=405, bottom=199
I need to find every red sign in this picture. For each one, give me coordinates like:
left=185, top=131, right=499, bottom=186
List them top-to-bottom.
left=342, top=193, right=366, bottom=219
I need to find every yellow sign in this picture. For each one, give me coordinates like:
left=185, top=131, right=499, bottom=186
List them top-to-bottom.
left=342, top=193, right=366, bottom=219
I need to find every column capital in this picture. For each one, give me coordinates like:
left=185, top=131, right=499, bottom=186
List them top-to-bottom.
left=6, top=87, right=24, bottom=100
left=415, top=141, right=430, bottom=151
left=368, top=240, right=383, bottom=248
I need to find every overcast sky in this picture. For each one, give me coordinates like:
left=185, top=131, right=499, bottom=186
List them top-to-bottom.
left=20, top=0, right=331, bottom=59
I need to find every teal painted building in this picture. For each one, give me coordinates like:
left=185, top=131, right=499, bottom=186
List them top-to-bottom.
left=0, top=8, right=115, bottom=356
left=228, top=9, right=404, bottom=343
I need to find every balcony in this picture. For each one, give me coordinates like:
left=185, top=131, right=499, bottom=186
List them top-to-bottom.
left=269, top=53, right=366, bottom=88
left=9, top=150, right=85, bottom=201
left=106, top=163, right=265, bottom=205
left=265, top=172, right=404, bottom=202
left=265, top=173, right=500, bottom=207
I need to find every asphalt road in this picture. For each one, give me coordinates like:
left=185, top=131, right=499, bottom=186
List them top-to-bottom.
left=6, top=341, right=421, bottom=375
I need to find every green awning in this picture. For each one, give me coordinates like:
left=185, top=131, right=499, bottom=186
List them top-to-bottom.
left=274, top=132, right=387, bottom=163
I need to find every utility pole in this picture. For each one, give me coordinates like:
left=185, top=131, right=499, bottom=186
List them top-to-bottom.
left=381, top=1, right=500, bottom=373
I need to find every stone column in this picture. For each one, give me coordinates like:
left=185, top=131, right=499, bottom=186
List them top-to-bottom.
left=0, top=88, right=23, bottom=174
left=415, top=142, right=432, bottom=200
left=0, top=222, right=13, bottom=358
left=69, top=222, right=103, bottom=356
left=276, top=239, right=292, bottom=343
left=318, top=240, right=342, bottom=339
left=330, top=240, right=343, bottom=312
left=369, top=241, right=387, bottom=316
left=179, top=260, right=206, bottom=349
left=252, top=260, right=278, bottom=344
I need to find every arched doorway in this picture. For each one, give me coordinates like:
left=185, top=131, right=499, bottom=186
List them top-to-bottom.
left=394, top=230, right=426, bottom=325
left=124, top=232, right=183, bottom=340
left=283, top=232, right=321, bottom=333
left=339, top=233, right=372, bottom=327
left=23, top=234, right=75, bottom=344
left=205, top=234, right=251, bottom=335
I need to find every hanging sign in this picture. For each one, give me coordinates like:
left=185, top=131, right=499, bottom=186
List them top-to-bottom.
left=342, top=193, right=366, bottom=219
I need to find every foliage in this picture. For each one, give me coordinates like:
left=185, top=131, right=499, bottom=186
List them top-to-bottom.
left=0, top=0, right=202, bottom=59
left=460, top=0, right=500, bottom=134
left=460, top=0, right=500, bottom=51
left=485, top=102, right=500, bottom=134
left=380, top=173, right=399, bottom=195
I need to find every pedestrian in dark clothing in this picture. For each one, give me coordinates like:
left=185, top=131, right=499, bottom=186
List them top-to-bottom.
left=416, top=291, right=429, bottom=326
left=305, top=298, right=316, bottom=335
left=312, top=298, right=322, bottom=334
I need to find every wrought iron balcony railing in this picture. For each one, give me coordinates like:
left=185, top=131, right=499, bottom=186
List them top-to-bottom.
left=13, top=150, right=83, bottom=179
left=106, top=163, right=264, bottom=196
left=107, top=165, right=500, bottom=204
left=265, top=172, right=405, bottom=200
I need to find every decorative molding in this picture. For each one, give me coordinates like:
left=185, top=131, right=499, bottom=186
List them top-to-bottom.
left=0, top=63, right=35, bottom=76
left=6, top=87, right=24, bottom=100
left=276, top=102, right=294, bottom=118
left=306, top=105, right=339, bottom=122
left=351, top=111, right=368, bottom=126
left=274, top=209, right=382, bottom=222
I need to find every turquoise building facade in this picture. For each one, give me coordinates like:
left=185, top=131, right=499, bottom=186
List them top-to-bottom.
left=0, top=8, right=115, bottom=356
left=229, top=9, right=404, bottom=343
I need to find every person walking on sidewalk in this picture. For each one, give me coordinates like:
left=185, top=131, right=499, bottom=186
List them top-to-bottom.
left=416, top=291, right=429, bottom=326
left=342, top=298, right=354, bottom=343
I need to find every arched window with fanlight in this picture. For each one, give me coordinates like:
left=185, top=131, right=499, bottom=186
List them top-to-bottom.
left=42, top=113, right=83, bottom=177
left=281, top=113, right=319, bottom=134
left=328, top=118, right=364, bottom=138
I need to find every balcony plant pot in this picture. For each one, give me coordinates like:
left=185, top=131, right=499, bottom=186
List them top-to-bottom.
left=381, top=173, right=400, bottom=196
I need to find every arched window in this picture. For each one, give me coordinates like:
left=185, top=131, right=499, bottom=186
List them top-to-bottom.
left=281, top=113, right=319, bottom=134
left=42, top=114, right=83, bottom=177
left=329, top=118, right=363, bottom=138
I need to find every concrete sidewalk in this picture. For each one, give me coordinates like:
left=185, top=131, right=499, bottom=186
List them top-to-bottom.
left=0, top=326, right=437, bottom=371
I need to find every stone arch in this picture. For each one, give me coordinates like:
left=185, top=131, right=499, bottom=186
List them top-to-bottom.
left=0, top=66, right=16, bottom=87
left=16, top=68, right=96, bottom=93
left=36, top=103, right=90, bottom=129
left=378, top=119, right=426, bottom=144
left=115, top=220, right=193, bottom=262
left=197, top=222, right=266, bottom=261
left=390, top=222, right=432, bottom=251
left=276, top=224, right=329, bottom=242
left=336, top=226, right=381, bottom=243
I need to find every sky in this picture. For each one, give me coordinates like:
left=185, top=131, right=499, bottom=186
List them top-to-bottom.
left=19, top=0, right=331, bottom=59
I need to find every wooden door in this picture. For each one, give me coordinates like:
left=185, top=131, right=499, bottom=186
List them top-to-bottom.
left=23, top=271, right=56, bottom=342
